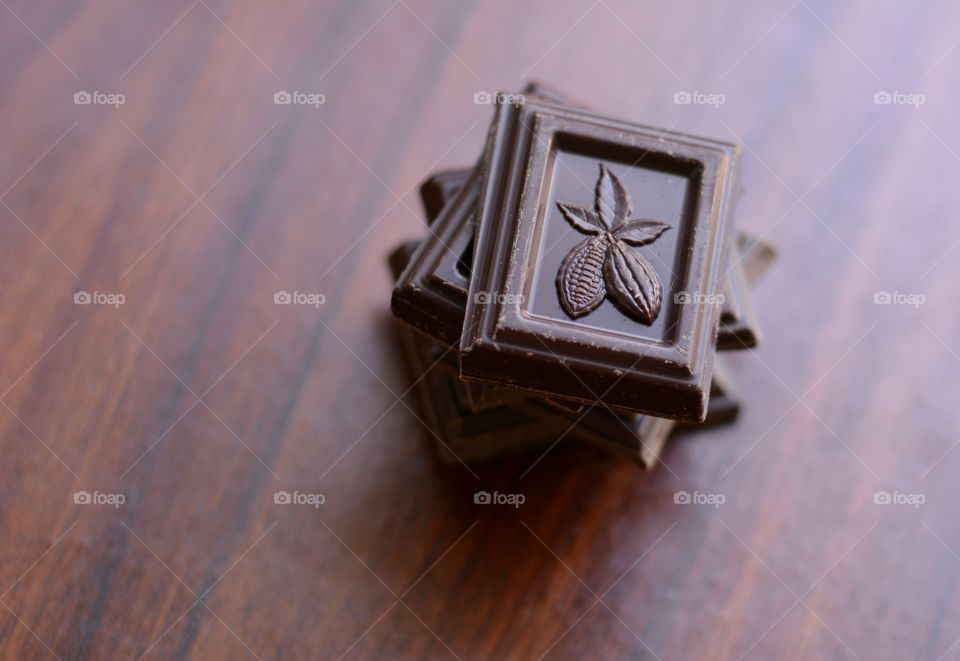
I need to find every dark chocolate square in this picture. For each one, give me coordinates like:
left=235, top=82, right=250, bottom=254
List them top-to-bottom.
left=460, top=96, right=738, bottom=421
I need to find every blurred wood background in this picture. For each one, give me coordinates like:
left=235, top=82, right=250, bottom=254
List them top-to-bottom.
left=1, top=1, right=959, bottom=658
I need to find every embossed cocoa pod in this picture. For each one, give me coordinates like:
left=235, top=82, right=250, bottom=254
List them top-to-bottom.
left=554, top=163, right=671, bottom=322
left=557, top=235, right=608, bottom=318
left=604, top=241, right=662, bottom=324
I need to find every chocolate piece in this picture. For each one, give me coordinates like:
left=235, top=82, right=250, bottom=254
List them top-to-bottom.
left=461, top=95, right=738, bottom=421
left=417, top=166, right=762, bottom=348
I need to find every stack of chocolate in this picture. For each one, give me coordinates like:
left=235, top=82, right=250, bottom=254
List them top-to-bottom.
left=388, top=83, right=775, bottom=468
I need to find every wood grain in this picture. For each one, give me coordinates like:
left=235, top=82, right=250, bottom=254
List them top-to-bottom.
left=2, top=0, right=959, bottom=658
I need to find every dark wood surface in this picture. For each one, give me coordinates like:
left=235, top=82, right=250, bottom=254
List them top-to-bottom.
left=2, top=1, right=959, bottom=659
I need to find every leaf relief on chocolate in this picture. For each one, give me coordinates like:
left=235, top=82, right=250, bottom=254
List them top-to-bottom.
left=555, top=164, right=670, bottom=324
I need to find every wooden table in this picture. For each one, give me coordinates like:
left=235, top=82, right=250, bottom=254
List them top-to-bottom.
left=2, top=1, right=959, bottom=658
